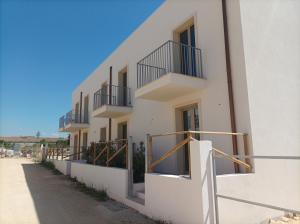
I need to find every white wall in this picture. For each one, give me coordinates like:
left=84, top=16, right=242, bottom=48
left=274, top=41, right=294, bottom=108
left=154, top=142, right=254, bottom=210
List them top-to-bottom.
left=68, top=0, right=245, bottom=175
left=217, top=1, right=300, bottom=223
left=145, top=140, right=215, bottom=224
left=47, top=159, right=71, bottom=176
left=217, top=159, right=300, bottom=224
left=55, top=160, right=71, bottom=176
left=70, top=162, right=128, bottom=202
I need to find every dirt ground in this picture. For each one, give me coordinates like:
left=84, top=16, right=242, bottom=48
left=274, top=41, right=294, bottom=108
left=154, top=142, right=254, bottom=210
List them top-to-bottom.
left=0, top=158, right=155, bottom=224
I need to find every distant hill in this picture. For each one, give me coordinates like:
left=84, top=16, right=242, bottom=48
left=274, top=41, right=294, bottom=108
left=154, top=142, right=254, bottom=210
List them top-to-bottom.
left=0, top=136, right=64, bottom=143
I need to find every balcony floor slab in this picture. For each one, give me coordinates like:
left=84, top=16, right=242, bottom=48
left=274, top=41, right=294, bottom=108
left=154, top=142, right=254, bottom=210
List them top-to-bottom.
left=135, top=72, right=206, bottom=101
left=92, top=105, right=133, bottom=118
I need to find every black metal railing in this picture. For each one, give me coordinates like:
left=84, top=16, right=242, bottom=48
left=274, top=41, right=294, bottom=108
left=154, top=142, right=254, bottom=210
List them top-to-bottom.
left=137, top=40, right=203, bottom=88
left=93, top=85, right=132, bottom=110
left=58, top=109, right=89, bottom=129
left=65, top=110, right=80, bottom=125
left=59, top=116, right=65, bottom=129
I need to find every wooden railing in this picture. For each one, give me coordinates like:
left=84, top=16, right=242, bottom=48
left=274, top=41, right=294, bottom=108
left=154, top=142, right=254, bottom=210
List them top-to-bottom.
left=147, top=131, right=251, bottom=174
left=91, top=139, right=128, bottom=168
left=46, top=140, right=128, bottom=169
left=46, top=147, right=86, bottom=161
left=62, top=147, right=87, bottom=160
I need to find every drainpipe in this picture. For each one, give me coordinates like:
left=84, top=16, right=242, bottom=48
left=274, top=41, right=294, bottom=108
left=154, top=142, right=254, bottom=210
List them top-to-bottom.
left=221, top=0, right=240, bottom=173
left=109, top=66, right=112, bottom=141
left=79, top=92, right=83, bottom=123
left=78, top=130, right=81, bottom=160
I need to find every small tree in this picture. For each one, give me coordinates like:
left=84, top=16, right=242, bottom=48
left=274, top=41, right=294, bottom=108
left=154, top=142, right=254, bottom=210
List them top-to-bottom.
left=36, top=131, right=41, bottom=139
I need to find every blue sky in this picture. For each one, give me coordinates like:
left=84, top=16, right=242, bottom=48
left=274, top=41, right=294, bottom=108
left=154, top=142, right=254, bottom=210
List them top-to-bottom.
left=0, top=0, right=164, bottom=137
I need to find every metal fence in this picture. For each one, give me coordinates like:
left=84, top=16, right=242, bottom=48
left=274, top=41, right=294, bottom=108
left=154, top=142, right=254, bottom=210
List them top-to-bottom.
left=137, top=40, right=204, bottom=88
left=93, top=85, right=132, bottom=110
left=58, top=110, right=89, bottom=129
left=59, top=116, right=65, bottom=129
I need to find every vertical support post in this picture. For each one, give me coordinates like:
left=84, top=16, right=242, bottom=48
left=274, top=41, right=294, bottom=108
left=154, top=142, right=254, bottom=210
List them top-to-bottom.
left=221, top=0, right=240, bottom=174
left=108, top=66, right=112, bottom=166
left=109, top=66, right=112, bottom=105
left=79, top=91, right=82, bottom=123
left=78, top=130, right=81, bottom=160
left=187, top=132, right=192, bottom=177
left=145, top=134, right=152, bottom=173
left=145, top=134, right=149, bottom=173
left=243, top=134, right=251, bottom=172
left=149, top=135, right=153, bottom=172
left=127, top=136, right=133, bottom=197
left=106, top=142, right=110, bottom=167
left=125, top=142, right=128, bottom=169
left=93, top=143, right=96, bottom=165
left=45, top=144, right=48, bottom=159
left=56, top=148, right=59, bottom=160
left=61, top=148, right=64, bottom=160
left=212, top=150, right=220, bottom=224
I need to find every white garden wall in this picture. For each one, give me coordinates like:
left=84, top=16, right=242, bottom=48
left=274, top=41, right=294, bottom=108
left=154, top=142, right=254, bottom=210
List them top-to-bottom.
left=145, top=140, right=215, bottom=224
left=46, top=159, right=71, bottom=176
left=217, top=159, right=300, bottom=224
left=54, top=160, right=71, bottom=176
left=70, top=162, right=128, bottom=203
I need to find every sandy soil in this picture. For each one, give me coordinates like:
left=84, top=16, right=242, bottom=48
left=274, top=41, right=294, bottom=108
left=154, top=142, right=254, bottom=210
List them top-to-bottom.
left=0, top=158, right=155, bottom=224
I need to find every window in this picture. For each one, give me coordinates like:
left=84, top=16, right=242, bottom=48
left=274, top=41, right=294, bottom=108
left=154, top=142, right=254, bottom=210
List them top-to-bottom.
left=100, top=127, right=106, bottom=142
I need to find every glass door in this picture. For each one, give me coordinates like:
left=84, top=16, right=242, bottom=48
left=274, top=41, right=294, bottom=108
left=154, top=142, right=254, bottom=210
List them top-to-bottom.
left=179, top=25, right=196, bottom=76
left=182, top=105, right=200, bottom=173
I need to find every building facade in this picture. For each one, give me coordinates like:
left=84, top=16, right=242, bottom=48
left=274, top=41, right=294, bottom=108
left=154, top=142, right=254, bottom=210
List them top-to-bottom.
left=58, top=0, right=300, bottom=223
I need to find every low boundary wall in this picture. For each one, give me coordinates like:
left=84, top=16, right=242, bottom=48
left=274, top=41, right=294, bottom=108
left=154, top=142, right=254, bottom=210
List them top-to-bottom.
left=145, top=140, right=214, bottom=224
left=46, top=159, right=71, bottom=175
left=70, top=162, right=128, bottom=203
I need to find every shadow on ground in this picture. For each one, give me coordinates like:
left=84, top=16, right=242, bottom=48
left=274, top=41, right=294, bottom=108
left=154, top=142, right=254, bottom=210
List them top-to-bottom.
left=21, top=162, right=154, bottom=224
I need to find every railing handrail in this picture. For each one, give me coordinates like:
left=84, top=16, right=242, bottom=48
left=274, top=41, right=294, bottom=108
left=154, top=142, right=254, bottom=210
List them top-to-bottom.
left=137, top=40, right=204, bottom=88
left=137, top=40, right=202, bottom=65
left=137, top=40, right=173, bottom=64
left=136, top=63, right=167, bottom=71
left=93, top=85, right=132, bottom=110
left=94, top=85, right=131, bottom=94
left=150, top=130, right=247, bottom=138
left=147, top=133, right=251, bottom=173
left=91, top=140, right=128, bottom=168
left=213, top=147, right=251, bottom=170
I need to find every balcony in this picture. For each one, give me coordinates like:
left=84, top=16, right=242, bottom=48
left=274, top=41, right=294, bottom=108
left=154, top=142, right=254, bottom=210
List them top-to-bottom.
left=135, top=40, right=206, bottom=101
left=92, top=85, right=132, bottom=118
left=58, top=110, right=89, bottom=132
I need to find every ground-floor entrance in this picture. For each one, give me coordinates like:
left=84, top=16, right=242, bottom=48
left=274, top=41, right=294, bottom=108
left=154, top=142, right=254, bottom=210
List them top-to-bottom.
left=176, top=103, right=200, bottom=174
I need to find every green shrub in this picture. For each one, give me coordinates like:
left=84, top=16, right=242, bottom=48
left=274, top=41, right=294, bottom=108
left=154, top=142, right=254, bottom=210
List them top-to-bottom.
left=133, top=142, right=145, bottom=183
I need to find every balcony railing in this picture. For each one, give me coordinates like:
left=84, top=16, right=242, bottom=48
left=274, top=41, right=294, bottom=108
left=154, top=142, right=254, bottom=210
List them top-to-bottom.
left=137, top=40, right=203, bottom=88
left=93, top=85, right=132, bottom=111
left=59, top=110, right=88, bottom=130
left=65, top=110, right=80, bottom=125
left=59, top=116, right=65, bottom=129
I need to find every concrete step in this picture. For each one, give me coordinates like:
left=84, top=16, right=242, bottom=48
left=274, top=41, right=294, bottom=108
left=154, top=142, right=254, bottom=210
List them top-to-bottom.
left=136, top=191, right=145, bottom=200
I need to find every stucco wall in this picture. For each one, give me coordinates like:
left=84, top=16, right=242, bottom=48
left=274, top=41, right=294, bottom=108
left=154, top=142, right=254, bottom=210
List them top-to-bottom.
left=68, top=0, right=247, bottom=175
left=217, top=1, right=300, bottom=223
left=145, top=140, right=214, bottom=224
left=46, top=159, right=71, bottom=176
left=53, top=160, right=71, bottom=176
left=70, top=162, right=128, bottom=202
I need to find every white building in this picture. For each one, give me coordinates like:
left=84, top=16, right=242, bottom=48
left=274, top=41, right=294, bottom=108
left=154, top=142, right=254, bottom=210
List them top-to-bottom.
left=57, top=0, right=300, bottom=223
